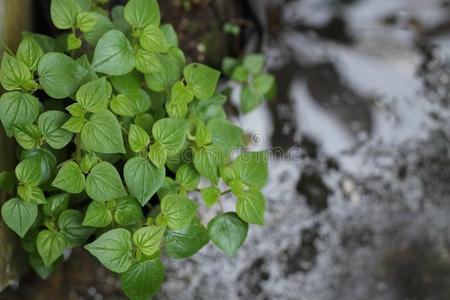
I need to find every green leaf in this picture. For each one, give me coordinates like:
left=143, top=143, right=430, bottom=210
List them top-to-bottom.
left=50, top=0, right=80, bottom=29
left=124, top=0, right=160, bottom=28
left=112, top=5, right=131, bottom=33
left=76, top=12, right=99, bottom=33
left=83, top=13, right=115, bottom=46
left=160, top=24, right=178, bottom=47
left=140, top=25, right=169, bottom=53
left=92, top=30, right=135, bottom=76
left=22, top=32, right=60, bottom=53
left=67, top=33, right=82, bottom=50
left=16, top=36, right=44, bottom=71
left=38, top=52, right=88, bottom=99
left=0, top=53, right=33, bottom=91
left=243, top=53, right=265, bottom=75
left=144, top=54, right=181, bottom=92
left=221, top=57, right=239, bottom=76
left=184, top=63, right=220, bottom=100
left=231, top=66, right=248, bottom=82
left=250, top=73, right=275, bottom=95
left=76, top=77, right=112, bottom=113
left=170, top=81, right=193, bottom=104
left=240, top=86, right=262, bottom=113
left=0, top=91, right=40, bottom=137
left=110, top=94, right=137, bottom=117
left=190, top=94, right=226, bottom=122
left=81, top=110, right=126, bottom=154
left=38, top=111, right=73, bottom=149
left=62, top=116, right=84, bottom=133
left=152, top=118, right=188, bottom=155
left=208, top=119, right=243, bottom=155
left=13, top=123, right=42, bottom=150
left=128, top=124, right=150, bottom=153
left=148, top=142, right=167, bottom=169
left=193, top=144, right=224, bottom=181
left=21, top=148, right=57, bottom=184
left=232, top=151, right=268, bottom=188
left=15, top=157, right=43, bottom=186
left=124, top=157, right=165, bottom=206
left=52, top=161, right=85, bottom=194
left=85, top=161, right=127, bottom=202
left=176, top=164, right=200, bottom=191
left=17, top=185, right=46, bottom=204
left=200, top=186, right=221, bottom=207
left=236, top=189, right=266, bottom=225
left=43, top=193, right=70, bottom=217
left=160, top=194, right=198, bottom=230
left=114, top=197, right=144, bottom=226
left=1, top=198, right=37, bottom=237
left=82, top=201, right=112, bottom=227
left=58, top=209, right=94, bottom=247
left=207, top=212, right=248, bottom=256
left=164, top=217, right=209, bottom=258
left=133, top=225, right=165, bottom=256
left=84, top=228, right=133, bottom=273
left=36, top=230, right=66, bottom=268
left=29, top=252, right=60, bottom=280
left=120, top=259, right=164, bottom=300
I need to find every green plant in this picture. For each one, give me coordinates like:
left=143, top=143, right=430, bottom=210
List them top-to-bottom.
left=0, top=0, right=269, bottom=298
left=222, top=53, right=276, bottom=113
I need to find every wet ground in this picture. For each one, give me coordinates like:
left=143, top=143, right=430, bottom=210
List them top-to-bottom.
left=4, top=0, right=450, bottom=299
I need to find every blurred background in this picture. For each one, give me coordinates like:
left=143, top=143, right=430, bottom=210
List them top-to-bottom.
left=2, top=0, right=450, bottom=299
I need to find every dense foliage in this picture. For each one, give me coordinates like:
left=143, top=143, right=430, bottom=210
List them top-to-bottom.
left=0, top=0, right=269, bottom=298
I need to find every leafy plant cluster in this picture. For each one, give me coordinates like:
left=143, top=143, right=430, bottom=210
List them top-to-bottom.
left=0, top=0, right=269, bottom=299
left=222, top=53, right=276, bottom=113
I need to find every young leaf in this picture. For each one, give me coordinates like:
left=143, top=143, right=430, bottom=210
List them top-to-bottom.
left=50, top=0, right=80, bottom=29
left=124, top=0, right=160, bottom=28
left=77, top=12, right=99, bottom=33
left=83, top=13, right=115, bottom=46
left=139, top=25, right=169, bottom=53
left=92, top=30, right=135, bottom=76
left=67, top=33, right=82, bottom=51
left=16, top=36, right=44, bottom=71
left=135, top=48, right=160, bottom=74
left=38, top=52, right=88, bottom=99
left=0, top=53, right=33, bottom=91
left=144, top=54, right=181, bottom=92
left=243, top=54, right=265, bottom=75
left=184, top=63, right=220, bottom=100
left=231, top=66, right=248, bottom=82
left=250, top=73, right=275, bottom=95
left=76, top=77, right=112, bottom=113
left=170, top=81, right=193, bottom=104
left=0, top=91, right=40, bottom=137
left=166, top=101, right=187, bottom=119
left=81, top=110, right=126, bottom=154
left=38, top=111, right=73, bottom=149
left=62, top=116, right=84, bottom=133
left=152, top=118, right=188, bottom=155
left=13, top=123, right=43, bottom=150
left=128, top=124, right=150, bottom=153
left=148, top=142, right=167, bottom=169
left=232, top=151, right=268, bottom=188
left=15, top=157, right=43, bottom=186
left=124, top=157, right=165, bottom=206
left=52, top=161, right=85, bottom=194
left=85, top=161, right=127, bottom=202
left=176, top=164, right=200, bottom=191
left=17, top=185, right=46, bottom=204
left=200, top=186, right=221, bottom=207
left=236, top=189, right=266, bottom=225
left=43, top=193, right=70, bottom=217
left=160, top=194, right=198, bottom=230
left=114, top=197, right=144, bottom=226
left=1, top=198, right=38, bottom=238
left=82, top=201, right=112, bottom=227
left=59, top=209, right=94, bottom=247
left=207, top=212, right=248, bottom=256
left=164, top=217, right=209, bottom=258
left=132, top=225, right=165, bottom=256
left=84, top=228, right=133, bottom=273
left=36, top=230, right=66, bottom=268
left=120, top=259, right=164, bottom=300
